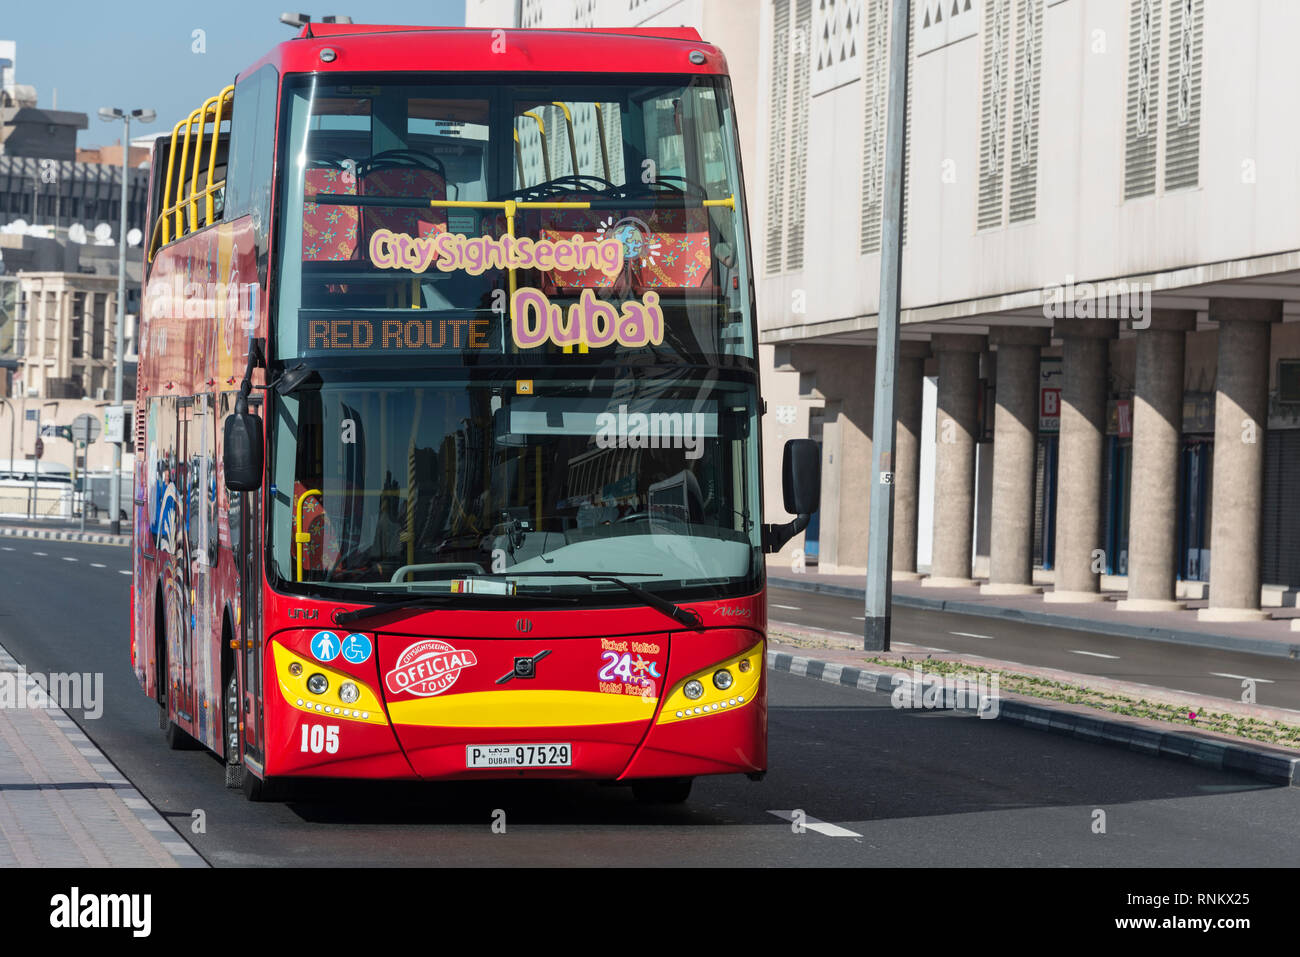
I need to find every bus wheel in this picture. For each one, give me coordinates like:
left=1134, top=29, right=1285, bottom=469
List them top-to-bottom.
left=223, top=673, right=243, bottom=789
left=242, top=769, right=285, bottom=803
left=632, top=777, right=693, bottom=805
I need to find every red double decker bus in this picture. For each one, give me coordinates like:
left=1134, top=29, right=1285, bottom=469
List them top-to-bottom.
left=132, top=23, right=819, bottom=802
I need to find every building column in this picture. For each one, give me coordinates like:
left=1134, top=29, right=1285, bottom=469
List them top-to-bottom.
left=1198, top=299, right=1280, bottom=621
left=1116, top=310, right=1196, bottom=612
left=1044, top=319, right=1116, bottom=602
left=982, top=326, right=1051, bottom=595
left=925, top=333, right=985, bottom=587
left=892, top=342, right=930, bottom=580
left=788, top=343, right=875, bottom=574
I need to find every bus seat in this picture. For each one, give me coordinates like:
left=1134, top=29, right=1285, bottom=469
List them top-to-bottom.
left=303, top=167, right=360, bottom=261
left=360, top=168, right=449, bottom=250
left=523, top=200, right=713, bottom=294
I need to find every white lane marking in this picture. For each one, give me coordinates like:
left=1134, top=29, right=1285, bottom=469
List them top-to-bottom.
left=0, top=546, right=12, bottom=551
left=32, top=551, right=46, bottom=556
left=61, top=556, right=77, bottom=562
left=91, top=563, right=105, bottom=568
left=118, top=570, right=131, bottom=576
left=771, top=603, right=802, bottom=611
left=851, top=615, right=865, bottom=620
left=949, top=631, right=995, bottom=640
left=1069, top=650, right=1120, bottom=660
left=1209, top=672, right=1275, bottom=684
left=767, top=810, right=862, bottom=838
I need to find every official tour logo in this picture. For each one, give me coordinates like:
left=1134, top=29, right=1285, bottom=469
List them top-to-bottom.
left=384, top=639, right=478, bottom=697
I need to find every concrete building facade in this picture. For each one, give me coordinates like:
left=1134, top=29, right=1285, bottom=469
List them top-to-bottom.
left=465, top=1, right=1300, bottom=621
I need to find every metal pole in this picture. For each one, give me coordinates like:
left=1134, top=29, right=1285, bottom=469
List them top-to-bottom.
left=863, top=0, right=911, bottom=652
left=110, top=114, right=129, bottom=536
left=0, top=399, right=12, bottom=518
left=31, top=415, right=38, bottom=520
left=79, top=417, right=89, bottom=532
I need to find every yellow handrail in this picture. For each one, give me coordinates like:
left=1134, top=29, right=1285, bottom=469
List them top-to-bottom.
left=147, top=85, right=233, bottom=262
left=204, top=86, right=235, bottom=225
left=189, top=93, right=222, bottom=231
left=551, top=102, right=579, bottom=181
left=173, top=108, right=202, bottom=238
left=519, top=111, right=549, bottom=182
left=158, top=118, right=186, bottom=247
left=294, top=487, right=322, bottom=582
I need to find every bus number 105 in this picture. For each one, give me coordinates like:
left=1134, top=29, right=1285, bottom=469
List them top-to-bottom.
left=300, top=724, right=340, bottom=754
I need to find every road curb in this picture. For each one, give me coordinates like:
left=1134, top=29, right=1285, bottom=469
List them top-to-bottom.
left=0, top=525, right=130, bottom=547
left=768, top=574, right=1300, bottom=660
left=766, top=649, right=1300, bottom=788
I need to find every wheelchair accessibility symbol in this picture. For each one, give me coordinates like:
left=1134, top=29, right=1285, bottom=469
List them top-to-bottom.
left=341, top=632, right=372, bottom=665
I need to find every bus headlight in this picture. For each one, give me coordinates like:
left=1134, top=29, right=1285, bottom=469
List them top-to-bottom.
left=713, top=669, right=733, bottom=690
left=307, top=673, right=329, bottom=695
left=683, top=679, right=704, bottom=700
left=339, top=682, right=360, bottom=704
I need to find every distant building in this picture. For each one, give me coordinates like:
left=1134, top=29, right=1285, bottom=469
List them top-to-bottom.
left=0, top=40, right=147, bottom=403
left=0, top=233, right=140, bottom=400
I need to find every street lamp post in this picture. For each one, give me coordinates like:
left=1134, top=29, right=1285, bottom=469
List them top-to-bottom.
left=99, top=107, right=154, bottom=535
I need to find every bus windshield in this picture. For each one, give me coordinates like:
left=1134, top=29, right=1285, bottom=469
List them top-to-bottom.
left=275, top=73, right=754, bottom=364
left=267, top=367, right=762, bottom=602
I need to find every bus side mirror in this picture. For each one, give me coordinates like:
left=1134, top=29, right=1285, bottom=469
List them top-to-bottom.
left=224, top=412, right=264, bottom=491
left=782, top=438, right=820, bottom=516
left=764, top=439, right=821, bottom=553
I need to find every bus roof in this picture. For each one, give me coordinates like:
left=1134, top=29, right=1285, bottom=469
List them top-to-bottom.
left=236, top=26, right=728, bottom=84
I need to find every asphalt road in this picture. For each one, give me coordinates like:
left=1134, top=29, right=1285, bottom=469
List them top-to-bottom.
left=3, top=539, right=1300, bottom=867
left=770, top=586, right=1300, bottom=711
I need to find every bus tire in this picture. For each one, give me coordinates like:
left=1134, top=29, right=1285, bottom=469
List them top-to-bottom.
left=631, top=777, right=693, bottom=805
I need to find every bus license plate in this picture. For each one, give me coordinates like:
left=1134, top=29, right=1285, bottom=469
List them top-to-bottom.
left=466, top=744, right=572, bottom=768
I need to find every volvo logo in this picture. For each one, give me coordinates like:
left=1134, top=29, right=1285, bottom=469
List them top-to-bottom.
left=515, top=618, right=533, bottom=633
left=497, top=649, right=551, bottom=684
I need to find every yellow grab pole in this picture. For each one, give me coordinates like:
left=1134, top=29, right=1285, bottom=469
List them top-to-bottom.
left=204, top=86, right=234, bottom=226
left=189, top=93, right=221, bottom=232
left=550, top=102, right=579, bottom=180
left=593, top=103, right=611, bottom=182
left=174, top=108, right=201, bottom=237
left=521, top=111, right=549, bottom=181
left=159, top=119, right=185, bottom=248
left=294, top=488, right=322, bottom=582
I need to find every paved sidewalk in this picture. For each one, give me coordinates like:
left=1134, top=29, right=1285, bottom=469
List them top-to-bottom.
left=0, top=524, right=129, bottom=547
left=770, top=567, right=1300, bottom=659
left=0, top=643, right=203, bottom=867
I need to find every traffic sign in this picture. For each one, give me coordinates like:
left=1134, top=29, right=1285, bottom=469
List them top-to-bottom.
left=104, top=405, right=125, bottom=444
left=72, top=412, right=101, bottom=444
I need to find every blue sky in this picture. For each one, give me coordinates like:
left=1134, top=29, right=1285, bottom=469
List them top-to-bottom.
left=4, top=0, right=466, bottom=145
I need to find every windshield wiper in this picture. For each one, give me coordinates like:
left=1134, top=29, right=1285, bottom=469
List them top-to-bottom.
left=503, top=571, right=704, bottom=632
left=334, top=591, right=576, bottom=626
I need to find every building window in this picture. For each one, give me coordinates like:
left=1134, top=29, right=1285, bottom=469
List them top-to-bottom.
left=812, top=0, right=864, bottom=95
left=978, top=0, right=1012, bottom=229
left=1009, top=0, right=1043, bottom=223
left=1124, top=0, right=1161, bottom=199
left=1164, top=0, right=1202, bottom=191
left=71, top=291, right=85, bottom=360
